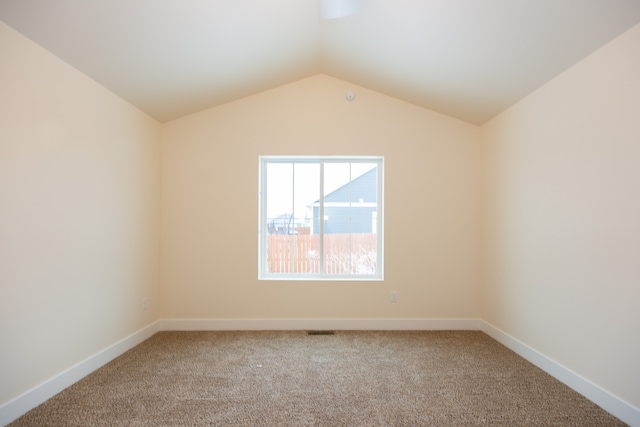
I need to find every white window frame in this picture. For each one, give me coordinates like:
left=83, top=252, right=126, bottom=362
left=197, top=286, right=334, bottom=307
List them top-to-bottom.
left=259, top=156, right=384, bottom=281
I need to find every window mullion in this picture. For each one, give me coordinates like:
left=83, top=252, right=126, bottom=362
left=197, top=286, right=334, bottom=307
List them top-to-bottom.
left=260, top=159, right=268, bottom=278
left=377, top=159, right=383, bottom=278
left=318, top=162, right=325, bottom=276
left=348, top=162, right=353, bottom=274
left=291, top=164, right=295, bottom=272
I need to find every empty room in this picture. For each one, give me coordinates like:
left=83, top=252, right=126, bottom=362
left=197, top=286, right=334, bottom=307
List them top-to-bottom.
left=1, top=1, right=639, bottom=425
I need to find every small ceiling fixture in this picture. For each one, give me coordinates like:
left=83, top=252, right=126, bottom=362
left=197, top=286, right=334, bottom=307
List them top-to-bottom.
left=318, top=0, right=360, bottom=20
left=345, top=91, right=356, bottom=101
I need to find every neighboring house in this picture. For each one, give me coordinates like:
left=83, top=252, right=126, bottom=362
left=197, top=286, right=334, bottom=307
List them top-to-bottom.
left=309, top=167, right=378, bottom=234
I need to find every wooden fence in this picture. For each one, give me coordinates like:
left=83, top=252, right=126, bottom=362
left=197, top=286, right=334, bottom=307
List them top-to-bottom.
left=267, top=233, right=377, bottom=274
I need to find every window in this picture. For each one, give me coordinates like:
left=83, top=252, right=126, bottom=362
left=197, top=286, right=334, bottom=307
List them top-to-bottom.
left=259, top=156, right=383, bottom=280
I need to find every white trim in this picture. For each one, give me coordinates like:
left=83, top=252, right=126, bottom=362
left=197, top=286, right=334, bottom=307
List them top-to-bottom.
left=259, top=155, right=383, bottom=164
left=258, top=156, right=384, bottom=281
left=309, top=202, right=377, bottom=208
left=159, top=318, right=481, bottom=331
left=0, top=321, right=161, bottom=427
left=480, top=321, right=640, bottom=427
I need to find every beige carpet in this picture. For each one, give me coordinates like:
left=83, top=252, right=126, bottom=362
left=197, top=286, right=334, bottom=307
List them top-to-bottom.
left=9, top=331, right=626, bottom=426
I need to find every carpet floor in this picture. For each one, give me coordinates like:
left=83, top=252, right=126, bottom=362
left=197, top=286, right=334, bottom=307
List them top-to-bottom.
left=9, top=331, right=626, bottom=426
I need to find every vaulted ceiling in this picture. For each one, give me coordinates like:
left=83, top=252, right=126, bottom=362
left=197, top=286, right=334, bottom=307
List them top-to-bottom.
left=1, top=0, right=640, bottom=125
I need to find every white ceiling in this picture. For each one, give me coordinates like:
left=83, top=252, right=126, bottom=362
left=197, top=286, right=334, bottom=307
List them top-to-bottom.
left=1, top=0, right=640, bottom=125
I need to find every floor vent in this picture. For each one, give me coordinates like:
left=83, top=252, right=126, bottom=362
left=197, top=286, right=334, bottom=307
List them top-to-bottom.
left=307, top=330, right=336, bottom=336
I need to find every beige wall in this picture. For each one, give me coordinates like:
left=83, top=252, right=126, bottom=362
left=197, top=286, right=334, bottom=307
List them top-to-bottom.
left=4, top=10, right=638, bottom=421
left=0, top=22, right=161, bottom=405
left=481, top=23, right=640, bottom=408
left=161, top=74, right=482, bottom=321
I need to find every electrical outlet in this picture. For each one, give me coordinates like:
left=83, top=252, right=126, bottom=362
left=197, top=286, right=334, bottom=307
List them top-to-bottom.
left=390, top=291, right=397, bottom=303
left=142, top=297, right=148, bottom=311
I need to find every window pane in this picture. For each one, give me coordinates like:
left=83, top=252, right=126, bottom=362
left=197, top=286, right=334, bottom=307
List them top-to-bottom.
left=265, top=162, right=319, bottom=274
left=266, top=163, right=293, bottom=235
left=323, top=163, right=378, bottom=275
left=351, top=164, right=377, bottom=274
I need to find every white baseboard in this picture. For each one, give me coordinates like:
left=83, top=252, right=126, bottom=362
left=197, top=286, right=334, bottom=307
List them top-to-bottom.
left=159, top=317, right=482, bottom=331
left=0, top=321, right=161, bottom=427
left=480, top=321, right=640, bottom=427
